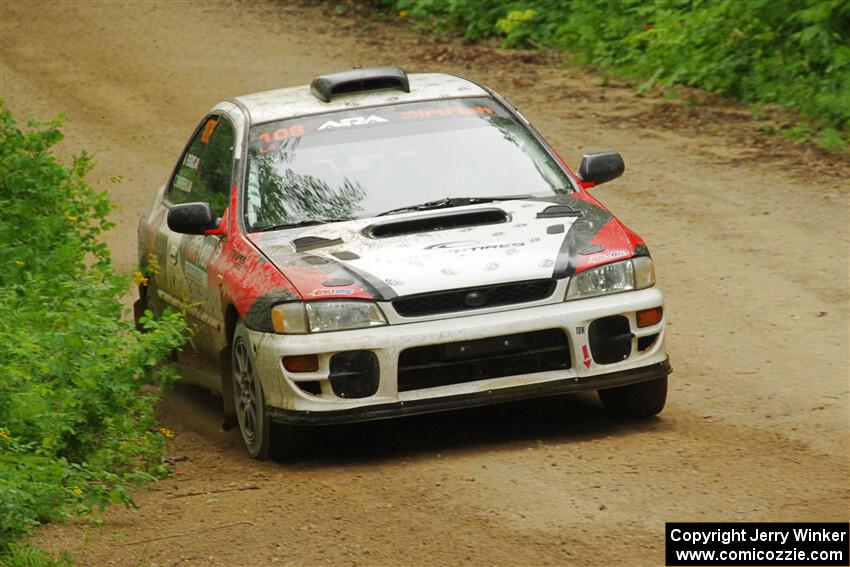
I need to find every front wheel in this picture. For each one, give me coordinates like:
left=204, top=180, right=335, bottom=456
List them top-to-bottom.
left=231, top=322, right=309, bottom=460
left=232, top=323, right=274, bottom=459
left=598, top=376, right=668, bottom=418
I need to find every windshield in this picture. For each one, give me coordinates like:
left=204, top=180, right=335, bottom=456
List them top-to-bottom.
left=244, top=97, right=572, bottom=230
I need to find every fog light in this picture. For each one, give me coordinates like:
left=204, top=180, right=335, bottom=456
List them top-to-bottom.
left=636, top=307, right=663, bottom=328
left=329, top=351, right=379, bottom=398
left=283, top=355, right=319, bottom=373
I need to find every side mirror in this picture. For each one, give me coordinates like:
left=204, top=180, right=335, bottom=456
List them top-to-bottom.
left=577, top=151, right=625, bottom=186
left=167, top=202, right=219, bottom=235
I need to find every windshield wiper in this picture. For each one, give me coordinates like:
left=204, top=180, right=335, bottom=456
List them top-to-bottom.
left=377, top=195, right=533, bottom=216
left=251, top=219, right=346, bottom=232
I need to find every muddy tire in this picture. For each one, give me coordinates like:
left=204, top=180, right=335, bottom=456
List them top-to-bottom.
left=232, top=321, right=276, bottom=459
left=232, top=322, right=310, bottom=460
left=598, top=376, right=668, bottom=418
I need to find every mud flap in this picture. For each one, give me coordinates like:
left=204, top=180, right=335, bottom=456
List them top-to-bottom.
left=220, top=346, right=237, bottom=430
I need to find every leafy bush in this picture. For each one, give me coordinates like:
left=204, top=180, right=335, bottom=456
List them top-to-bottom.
left=381, top=0, right=850, bottom=145
left=0, top=102, right=187, bottom=554
left=0, top=544, right=73, bottom=567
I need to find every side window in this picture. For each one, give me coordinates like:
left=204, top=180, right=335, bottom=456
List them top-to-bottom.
left=169, top=116, right=236, bottom=216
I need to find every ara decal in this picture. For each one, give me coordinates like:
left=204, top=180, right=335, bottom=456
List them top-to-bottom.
left=318, top=115, right=388, bottom=130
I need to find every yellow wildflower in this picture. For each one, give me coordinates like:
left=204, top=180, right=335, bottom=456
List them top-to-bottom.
left=398, top=10, right=409, bottom=18
left=64, top=212, right=79, bottom=222
left=144, top=253, right=160, bottom=275
left=133, top=271, right=149, bottom=286
left=158, top=427, right=175, bottom=439
left=0, top=428, right=9, bottom=442
left=72, top=487, right=83, bottom=497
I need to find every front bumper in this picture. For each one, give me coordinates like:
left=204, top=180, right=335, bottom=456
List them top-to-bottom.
left=248, top=286, right=669, bottom=423
left=267, top=359, right=671, bottom=425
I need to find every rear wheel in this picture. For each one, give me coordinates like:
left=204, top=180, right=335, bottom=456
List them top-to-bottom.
left=598, top=376, right=668, bottom=418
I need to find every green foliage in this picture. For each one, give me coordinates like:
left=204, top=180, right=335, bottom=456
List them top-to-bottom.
left=380, top=0, right=850, bottom=146
left=496, top=9, right=539, bottom=47
left=0, top=102, right=188, bottom=555
left=0, top=544, right=73, bottom=567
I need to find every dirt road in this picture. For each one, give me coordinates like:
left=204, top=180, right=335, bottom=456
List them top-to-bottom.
left=2, top=1, right=848, bottom=565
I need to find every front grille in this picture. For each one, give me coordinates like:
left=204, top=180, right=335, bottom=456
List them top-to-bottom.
left=393, top=279, right=556, bottom=317
left=397, top=329, right=570, bottom=392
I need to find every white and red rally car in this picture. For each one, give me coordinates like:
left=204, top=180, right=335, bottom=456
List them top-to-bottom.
left=137, top=66, right=671, bottom=459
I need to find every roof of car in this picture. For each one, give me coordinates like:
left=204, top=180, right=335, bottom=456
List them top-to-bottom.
left=230, top=72, right=490, bottom=125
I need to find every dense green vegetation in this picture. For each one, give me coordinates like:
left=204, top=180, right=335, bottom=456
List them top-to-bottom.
left=381, top=0, right=850, bottom=148
left=0, top=103, right=187, bottom=560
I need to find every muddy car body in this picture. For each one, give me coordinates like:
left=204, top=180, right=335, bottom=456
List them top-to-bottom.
left=137, top=67, right=671, bottom=458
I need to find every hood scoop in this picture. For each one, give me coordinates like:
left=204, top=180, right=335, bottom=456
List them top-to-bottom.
left=536, top=205, right=582, bottom=218
left=366, top=208, right=508, bottom=239
left=291, top=235, right=343, bottom=253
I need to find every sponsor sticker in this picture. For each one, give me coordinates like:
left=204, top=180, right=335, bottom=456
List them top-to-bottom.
left=399, top=105, right=494, bottom=120
left=318, top=115, right=388, bottom=130
left=199, top=119, right=217, bottom=144
left=255, top=125, right=305, bottom=155
left=183, top=153, right=201, bottom=170
left=173, top=175, right=193, bottom=193
left=424, top=240, right=526, bottom=254
left=586, top=250, right=628, bottom=264
left=308, top=288, right=355, bottom=296
left=581, top=344, right=592, bottom=368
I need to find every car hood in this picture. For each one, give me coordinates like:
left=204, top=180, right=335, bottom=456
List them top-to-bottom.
left=247, top=195, right=641, bottom=301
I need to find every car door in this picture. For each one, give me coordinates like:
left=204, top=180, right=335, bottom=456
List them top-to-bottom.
left=163, top=112, right=238, bottom=361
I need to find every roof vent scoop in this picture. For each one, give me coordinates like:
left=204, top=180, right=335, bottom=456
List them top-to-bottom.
left=310, top=66, right=410, bottom=102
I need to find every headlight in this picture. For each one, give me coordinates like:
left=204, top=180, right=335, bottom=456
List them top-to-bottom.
left=566, top=257, right=655, bottom=300
left=271, top=301, right=387, bottom=334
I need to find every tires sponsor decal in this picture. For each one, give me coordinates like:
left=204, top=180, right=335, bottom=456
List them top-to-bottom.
left=424, top=240, right=526, bottom=253
left=586, top=250, right=629, bottom=264
left=307, top=288, right=355, bottom=296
